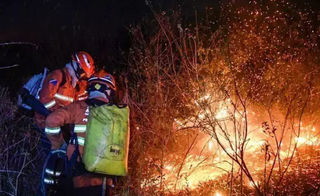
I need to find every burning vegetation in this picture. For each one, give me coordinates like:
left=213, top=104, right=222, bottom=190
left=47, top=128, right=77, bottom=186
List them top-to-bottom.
left=0, top=0, right=320, bottom=195
left=125, top=0, right=320, bottom=195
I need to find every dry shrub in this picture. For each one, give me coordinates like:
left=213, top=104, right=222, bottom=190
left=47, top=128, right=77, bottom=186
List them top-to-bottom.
left=118, top=0, right=320, bottom=195
left=0, top=87, right=46, bottom=196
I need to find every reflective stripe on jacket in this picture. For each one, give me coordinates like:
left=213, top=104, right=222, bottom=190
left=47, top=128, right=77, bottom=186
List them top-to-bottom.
left=35, top=68, right=88, bottom=128
left=39, top=68, right=76, bottom=110
left=76, top=80, right=88, bottom=102
left=45, top=101, right=103, bottom=188
left=45, top=101, right=88, bottom=149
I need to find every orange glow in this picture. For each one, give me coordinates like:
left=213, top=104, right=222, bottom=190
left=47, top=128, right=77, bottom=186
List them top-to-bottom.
left=147, top=100, right=320, bottom=193
left=295, top=137, right=306, bottom=144
left=209, top=141, right=213, bottom=150
left=165, top=165, right=173, bottom=170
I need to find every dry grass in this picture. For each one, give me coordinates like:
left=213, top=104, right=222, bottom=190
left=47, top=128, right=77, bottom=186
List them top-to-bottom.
left=0, top=87, right=46, bottom=196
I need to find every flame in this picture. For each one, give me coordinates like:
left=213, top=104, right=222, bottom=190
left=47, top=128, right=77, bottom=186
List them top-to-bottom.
left=145, top=96, right=320, bottom=193
left=215, top=107, right=229, bottom=120
left=295, top=137, right=306, bottom=144
left=209, top=141, right=213, bottom=150
left=165, top=165, right=173, bottom=170
left=249, top=180, right=260, bottom=188
left=249, top=181, right=255, bottom=187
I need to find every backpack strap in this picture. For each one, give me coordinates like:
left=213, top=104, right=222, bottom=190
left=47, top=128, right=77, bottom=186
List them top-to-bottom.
left=36, top=67, right=49, bottom=99
left=59, top=69, right=67, bottom=87
left=85, top=99, right=107, bottom=107
left=66, top=130, right=87, bottom=178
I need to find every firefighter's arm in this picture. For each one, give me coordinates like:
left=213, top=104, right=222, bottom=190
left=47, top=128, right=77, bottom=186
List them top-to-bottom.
left=39, top=70, right=63, bottom=110
left=76, top=80, right=88, bottom=101
left=45, top=105, right=75, bottom=149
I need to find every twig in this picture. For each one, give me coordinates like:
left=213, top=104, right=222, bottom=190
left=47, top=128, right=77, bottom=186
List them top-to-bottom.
left=0, top=42, right=38, bottom=49
left=0, top=64, right=19, bottom=70
left=174, top=133, right=199, bottom=190
left=0, top=138, right=25, bottom=155
left=15, top=152, right=28, bottom=196
left=0, top=170, right=26, bottom=175
left=0, top=191, right=14, bottom=196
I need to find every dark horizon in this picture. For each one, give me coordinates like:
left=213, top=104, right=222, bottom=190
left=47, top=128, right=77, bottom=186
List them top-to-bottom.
left=0, top=0, right=319, bottom=92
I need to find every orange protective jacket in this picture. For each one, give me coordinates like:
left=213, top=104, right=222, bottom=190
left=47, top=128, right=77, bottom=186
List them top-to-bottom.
left=39, top=67, right=88, bottom=110
left=35, top=68, right=87, bottom=126
left=36, top=68, right=88, bottom=149
left=76, top=80, right=89, bottom=101
left=45, top=100, right=104, bottom=188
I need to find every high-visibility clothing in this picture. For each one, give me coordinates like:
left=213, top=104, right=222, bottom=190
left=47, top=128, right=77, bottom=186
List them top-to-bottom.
left=35, top=68, right=88, bottom=128
left=36, top=68, right=89, bottom=150
left=39, top=68, right=75, bottom=110
left=76, top=80, right=89, bottom=101
left=45, top=99, right=107, bottom=188
left=45, top=101, right=88, bottom=150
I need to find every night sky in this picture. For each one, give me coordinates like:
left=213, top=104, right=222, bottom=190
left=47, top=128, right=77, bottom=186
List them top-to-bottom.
left=0, top=0, right=319, bottom=92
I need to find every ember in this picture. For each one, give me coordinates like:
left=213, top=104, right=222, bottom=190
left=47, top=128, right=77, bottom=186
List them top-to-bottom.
left=127, top=0, right=320, bottom=195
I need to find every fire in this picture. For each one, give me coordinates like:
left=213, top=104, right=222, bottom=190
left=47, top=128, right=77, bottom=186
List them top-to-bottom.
left=129, top=0, right=320, bottom=194
left=146, top=98, right=320, bottom=193
left=215, top=105, right=229, bottom=120
left=295, top=136, right=319, bottom=146
left=295, top=137, right=307, bottom=145
left=208, top=141, right=213, bottom=150
left=165, top=165, right=173, bottom=170
left=249, top=181, right=255, bottom=188
left=216, top=192, right=222, bottom=196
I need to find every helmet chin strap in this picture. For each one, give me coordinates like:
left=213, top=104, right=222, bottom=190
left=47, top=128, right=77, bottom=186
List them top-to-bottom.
left=106, top=89, right=115, bottom=102
left=106, top=90, right=111, bottom=97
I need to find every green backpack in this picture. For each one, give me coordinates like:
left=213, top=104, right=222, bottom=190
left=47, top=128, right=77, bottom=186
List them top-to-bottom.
left=83, top=104, right=130, bottom=176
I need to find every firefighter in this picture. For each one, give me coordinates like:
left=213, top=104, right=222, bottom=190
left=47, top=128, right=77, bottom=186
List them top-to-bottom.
left=35, top=51, right=95, bottom=126
left=40, top=51, right=95, bottom=111
left=35, top=52, right=95, bottom=150
left=45, top=70, right=116, bottom=195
